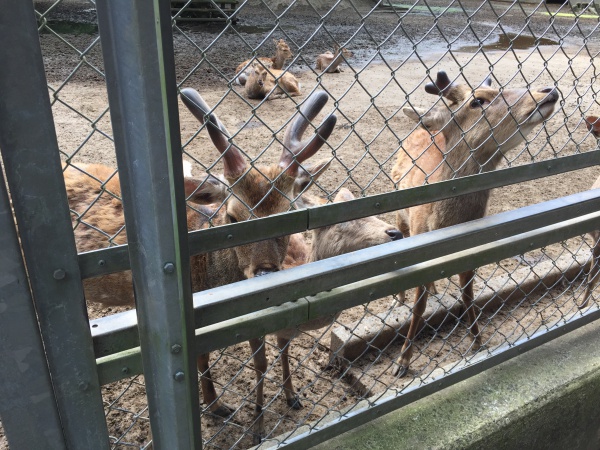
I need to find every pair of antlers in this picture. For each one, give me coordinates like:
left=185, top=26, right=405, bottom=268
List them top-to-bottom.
left=424, top=70, right=492, bottom=96
left=180, top=88, right=337, bottom=179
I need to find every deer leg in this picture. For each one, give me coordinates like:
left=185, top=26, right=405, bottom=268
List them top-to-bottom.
left=581, top=236, right=600, bottom=308
left=459, top=270, right=482, bottom=349
left=393, top=285, right=429, bottom=377
left=277, top=336, right=302, bottom=410
left=249, top=337, right=267, bottom=445
left=197, top=353, right=234, bottom=417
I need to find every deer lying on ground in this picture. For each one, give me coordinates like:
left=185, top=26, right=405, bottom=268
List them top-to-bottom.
left=235, top=38, right=293, bottom=86
left=315, top=44, right=353, bottom=74
left=245, top=63, right=301, bottom=100
left=391, top=71, right=559, bottom=377
left=67, top=89, right=337, bottom=444
left=578, top=115, right=600, bottom=309
left=275, top=187, right=402, bottom=408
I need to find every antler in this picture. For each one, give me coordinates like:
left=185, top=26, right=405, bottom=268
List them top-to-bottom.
left=424, top=71, right=453, bottom=96
left=180, top=88, right=247, bottom=178
left=280, top=91, right=337, bottom=175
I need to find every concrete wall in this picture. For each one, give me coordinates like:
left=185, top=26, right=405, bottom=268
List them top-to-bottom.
left=313, top=318, right=600, bottom=450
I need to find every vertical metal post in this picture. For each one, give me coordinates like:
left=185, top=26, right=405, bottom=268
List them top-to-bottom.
left=0, top=1, right=110, bottom=449
left=95, top=1, right=202, bottom=448
left=0, top=171, right=66, bottom=450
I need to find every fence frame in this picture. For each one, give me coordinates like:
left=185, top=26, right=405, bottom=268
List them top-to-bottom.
left=2, top=0, right=600, bottom=449
left=95, top=0, right=203, bottom=447
left=0, top=1, right=110, bottom=448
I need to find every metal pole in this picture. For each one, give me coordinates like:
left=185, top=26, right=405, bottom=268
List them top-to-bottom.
left=95, top=0, right=202, bottom=448
left=0, top=1, right=110, bottom=448
left=0, top=166, right=66, bottom=450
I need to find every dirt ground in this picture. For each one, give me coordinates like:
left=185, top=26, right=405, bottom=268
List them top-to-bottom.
left=3, top=1, right=600, bottom=449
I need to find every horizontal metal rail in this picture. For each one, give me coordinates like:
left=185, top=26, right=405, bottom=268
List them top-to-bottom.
left=79, top=151, right=600, bottom=279
left=91, top=188, right=600, bottom=359
left=94, top=198, right=600, bottom=383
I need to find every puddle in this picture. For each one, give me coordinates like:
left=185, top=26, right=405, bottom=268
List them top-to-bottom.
left=456, top=32, right=559, bottom=53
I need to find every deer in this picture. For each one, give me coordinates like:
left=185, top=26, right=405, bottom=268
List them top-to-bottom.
left=235, top=38, right=293, bottom=86
left=315, top=43, right=353, bottom=74
left=245, top=62, right=301, bottom=100
left=390, top=70, right=559, bottom=377
left=66, top=89, right=337, bottom=444
left=578, top=115, right=600, bottom=309
left=275, top=187, right=402, bottom=408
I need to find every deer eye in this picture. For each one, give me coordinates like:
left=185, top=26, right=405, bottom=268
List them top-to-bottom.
left=470, top=98, right=486, bottom=108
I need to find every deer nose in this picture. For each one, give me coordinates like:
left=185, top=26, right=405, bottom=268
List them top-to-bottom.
left=540, top=87, right=559, bottom=102
left=386, top=229, right=403, bottom=241
left=255, top=267, right=279, bottom=277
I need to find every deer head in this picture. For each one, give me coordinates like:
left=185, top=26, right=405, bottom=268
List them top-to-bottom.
left=274, top=38, right=293, bottom=60
left=403, top=71, right=559, bottom=168
left=180, top=88, right=336, bottom=278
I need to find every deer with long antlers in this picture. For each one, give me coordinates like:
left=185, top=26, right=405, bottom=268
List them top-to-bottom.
left=391, top=71, right=559, bottom=377
left=67, top=89, right=337, bottom=443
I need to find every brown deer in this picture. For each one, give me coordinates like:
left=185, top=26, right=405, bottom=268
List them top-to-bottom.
left=235, top=38, right=293, bottom=86
left=315, top=43, right=353, bottom=74
left=245, top=63, right=301, bottom=100
left=391, top=71, right=559, bottom=377
left=67, top=89, right=337, bottom=444
left=578, top=115, right=600, bottom=309
left=276, top=187, right=402, bottom=408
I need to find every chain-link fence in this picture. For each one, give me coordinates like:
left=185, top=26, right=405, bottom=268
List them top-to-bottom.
left=2, top=0, right=600, bottom=448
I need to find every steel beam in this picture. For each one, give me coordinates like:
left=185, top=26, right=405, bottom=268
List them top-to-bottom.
left=95, top=0, right=202, bottom=448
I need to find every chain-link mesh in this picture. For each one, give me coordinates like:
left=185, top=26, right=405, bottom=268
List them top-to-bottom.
left=6, top=0, right=599, bottom=448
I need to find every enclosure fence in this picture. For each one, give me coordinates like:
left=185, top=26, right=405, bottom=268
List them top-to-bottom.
left=1, top=0, right=600, bottom=449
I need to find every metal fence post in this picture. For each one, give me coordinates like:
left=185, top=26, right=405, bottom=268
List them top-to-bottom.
left=95, top=0, right=202, bottom=448
left=0, top=1, right=110, bottom=449
left=0, top=170, right=66, bottom=450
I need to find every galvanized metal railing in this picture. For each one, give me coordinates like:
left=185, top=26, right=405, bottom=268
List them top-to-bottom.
left=1, top=0, right=600, bottom=449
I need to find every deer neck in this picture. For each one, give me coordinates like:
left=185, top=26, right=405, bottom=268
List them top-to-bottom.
left=271, top=52, right=287, bottom=70
left=439, top=128, right=506, bottom=180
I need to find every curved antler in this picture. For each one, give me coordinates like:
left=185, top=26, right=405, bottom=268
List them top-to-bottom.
left=424, top=71, right=453, bottom=96
left=180, top=88, right=247, bottom=178
left=280, top=91, right=337, bottom=175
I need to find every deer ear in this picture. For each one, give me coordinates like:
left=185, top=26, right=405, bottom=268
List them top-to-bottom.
left=403, top=106, right=448, bottom=130
left=403, top=107, right=422, bottom=123
left=293, top=158, right=332, bottom=196
left=184, top=175, right=228, bottom=205
left=333, top=188, right=355, bottom=203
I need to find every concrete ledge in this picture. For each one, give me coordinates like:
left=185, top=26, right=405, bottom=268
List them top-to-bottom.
left=314, top=317, right=600, bottom=450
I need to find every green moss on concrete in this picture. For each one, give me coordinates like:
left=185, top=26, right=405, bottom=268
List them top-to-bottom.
left=314, top=319, right=600, bottom=450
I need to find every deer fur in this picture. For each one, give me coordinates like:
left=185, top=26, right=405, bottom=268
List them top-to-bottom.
left=235, top=38, right=293, bottom=86
left=315, top=44, right=353, bottom=74
left=245, top=63, right=301, bottom=100
left=391, top=71, right=559, bottom=377
left=68, top=89, right=337, bottom=444
left=579, top=115, right=600, bottom=309
left=276, top=188, right=402, bottom=408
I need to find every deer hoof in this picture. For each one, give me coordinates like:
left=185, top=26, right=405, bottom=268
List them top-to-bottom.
left=392, top=361, right=409, bottom=378
left=287, top=395, right=303, bottom=410
left=209, top=402, right=235, bottom=418
left=252, top=430, right=265, bottom=445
